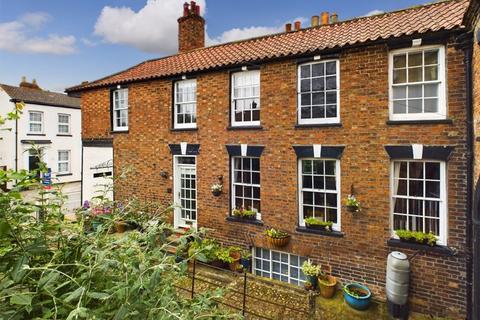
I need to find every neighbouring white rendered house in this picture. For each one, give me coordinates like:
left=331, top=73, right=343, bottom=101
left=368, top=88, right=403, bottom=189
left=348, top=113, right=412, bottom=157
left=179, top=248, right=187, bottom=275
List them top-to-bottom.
left=0, top=78, right=82, bottom=213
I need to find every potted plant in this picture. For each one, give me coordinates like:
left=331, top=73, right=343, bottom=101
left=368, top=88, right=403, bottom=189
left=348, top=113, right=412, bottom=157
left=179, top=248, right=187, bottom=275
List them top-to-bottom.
left=211, top=183, right=223, bottom=197
left=345, top=194, right=361, bottom=213
left=232, top=207, right=256, bottom=220
left=304, top=217, right=333, bottom=231
left=264, top=228, right=290, bottom=248
left=395, top=229, right=437, bottom=247
left=188, top=238, right=221, bottom=265
left=228, top=247, right=242, bottom=272
left=240, top=250, right=252, bottom=271
left=302, top=261, right=320, bottom=290
left=318, top=270, right=337, bottom=298
left=343, top=283, right=372, bottom=310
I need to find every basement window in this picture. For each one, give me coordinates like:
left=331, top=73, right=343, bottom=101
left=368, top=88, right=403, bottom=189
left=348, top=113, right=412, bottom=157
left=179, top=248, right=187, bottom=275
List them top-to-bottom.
left=389, top=45, right=446, bottom=121
left=298, top=60, right=340, bottom=125
left=231, top=70, right=260, bottom=126
left=174, top=79, right=197, bottom=129
left=112, top=88, right=128, bottom=131
left=253, top=247, right=307, bottom=285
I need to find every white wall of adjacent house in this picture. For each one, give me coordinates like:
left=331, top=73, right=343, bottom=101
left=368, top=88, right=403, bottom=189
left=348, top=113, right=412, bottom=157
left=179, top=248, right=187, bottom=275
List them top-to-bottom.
left=0, top=87, right=82, bottom=213
left=0, top=89, right=16, bottom=173
left=82, top=146, right=114, bottom=204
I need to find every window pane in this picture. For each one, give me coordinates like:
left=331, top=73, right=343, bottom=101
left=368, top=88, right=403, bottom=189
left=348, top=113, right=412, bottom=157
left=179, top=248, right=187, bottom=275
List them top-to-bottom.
left=424, top=50, right=438, bottom=65
left=408, top=52, right=422, bottom=67
left=393, top=54, right=406, bottom=68
left=325, top=62, right=336, bottom=75
left=312, top=63, right=324, bottom=77
left=300, top=65, right=310, bottom=78
left=424, top=66, right=438, bottom=81
left=408, top=67, right=422, bottom=82
left=393, top=69, right=406, bottom=84
left=393, top=87, right=406, bottom=100
left=408, top=99, right=422, bottom=114
left=424, top=99, right=438, bottom=113
left=393, top=100, right=406, bottom=114
left=409, top=162, right=424, bottom=179
left=425, top=163, right=440, bottom=180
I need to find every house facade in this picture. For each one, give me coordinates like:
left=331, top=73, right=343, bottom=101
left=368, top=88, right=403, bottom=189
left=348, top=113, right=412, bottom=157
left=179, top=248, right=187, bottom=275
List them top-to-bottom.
left=68, top=0, right=480, bottom=318
left=0, top=79, right=82, bottom=213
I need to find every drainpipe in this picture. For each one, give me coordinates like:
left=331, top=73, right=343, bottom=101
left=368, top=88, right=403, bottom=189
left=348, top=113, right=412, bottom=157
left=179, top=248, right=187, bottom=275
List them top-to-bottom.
left=455, top=31, right=474, bottom=320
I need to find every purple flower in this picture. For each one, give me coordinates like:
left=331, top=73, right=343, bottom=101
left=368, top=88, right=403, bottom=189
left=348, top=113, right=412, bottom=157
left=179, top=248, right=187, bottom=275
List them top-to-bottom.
left=82, top=200, right=90, bottom=209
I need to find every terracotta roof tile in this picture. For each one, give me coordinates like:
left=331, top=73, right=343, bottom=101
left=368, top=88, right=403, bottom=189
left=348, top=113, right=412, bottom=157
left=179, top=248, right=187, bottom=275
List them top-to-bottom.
left=67, top=0, right=470, bottom=92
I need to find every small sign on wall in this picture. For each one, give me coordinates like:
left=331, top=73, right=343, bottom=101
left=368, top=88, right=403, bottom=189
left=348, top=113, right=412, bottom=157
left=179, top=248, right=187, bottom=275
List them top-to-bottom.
left=42, top=168, right=52, bottom=190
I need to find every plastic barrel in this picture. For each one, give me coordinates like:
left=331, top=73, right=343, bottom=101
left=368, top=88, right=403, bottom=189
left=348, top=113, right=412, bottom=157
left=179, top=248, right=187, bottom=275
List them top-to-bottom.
left=386, top=251, right=410, bottom=306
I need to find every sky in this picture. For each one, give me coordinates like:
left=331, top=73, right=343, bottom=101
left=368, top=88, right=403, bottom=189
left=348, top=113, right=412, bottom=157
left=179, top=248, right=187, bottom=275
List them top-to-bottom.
left=0, top=0, right=431, bottom=92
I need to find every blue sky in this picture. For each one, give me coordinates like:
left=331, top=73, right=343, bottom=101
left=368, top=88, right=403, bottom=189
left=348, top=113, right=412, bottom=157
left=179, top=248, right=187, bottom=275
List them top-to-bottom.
left=0, top=0, right=429, bottom=92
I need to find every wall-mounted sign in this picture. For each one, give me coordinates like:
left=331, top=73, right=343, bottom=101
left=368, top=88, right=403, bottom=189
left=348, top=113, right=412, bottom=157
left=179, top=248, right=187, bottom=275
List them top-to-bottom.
left=42, top=168, right=52, bottom=189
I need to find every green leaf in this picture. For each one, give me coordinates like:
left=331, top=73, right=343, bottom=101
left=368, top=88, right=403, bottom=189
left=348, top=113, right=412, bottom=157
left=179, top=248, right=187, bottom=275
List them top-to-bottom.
left=0, top=220, right=11, bottom=237
left=12, top=255, right=28, bottom=282
left=64, top=286, right=84, bottom=303
left=86, top=292, right=109, bottom=300
left=10, top=293, right=32, bottom=306
left=113, top=304, right=128, bottom=320
left=66, top=307, right=89, bottom=320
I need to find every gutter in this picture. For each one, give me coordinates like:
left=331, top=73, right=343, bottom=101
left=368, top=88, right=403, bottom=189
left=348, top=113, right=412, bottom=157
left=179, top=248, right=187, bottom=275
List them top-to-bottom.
left=455, top=31, right=474, bottom=320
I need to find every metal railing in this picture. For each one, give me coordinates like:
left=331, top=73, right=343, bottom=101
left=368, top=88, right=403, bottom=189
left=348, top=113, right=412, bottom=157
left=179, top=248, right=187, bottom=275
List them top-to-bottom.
left=174, top=259, right=314, bottom=319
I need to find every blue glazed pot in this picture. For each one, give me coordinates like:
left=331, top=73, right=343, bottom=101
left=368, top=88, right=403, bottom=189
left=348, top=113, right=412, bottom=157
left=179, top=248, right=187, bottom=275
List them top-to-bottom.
left=240, top=258, right=251, bottom=270
left=306, top=275, right=318, bottom=289
left=343, top=283, right=372, bottom=310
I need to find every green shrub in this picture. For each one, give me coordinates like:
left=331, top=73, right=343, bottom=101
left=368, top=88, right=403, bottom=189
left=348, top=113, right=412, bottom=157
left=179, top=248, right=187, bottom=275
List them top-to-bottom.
left=304, top=217, right=333, bottom=229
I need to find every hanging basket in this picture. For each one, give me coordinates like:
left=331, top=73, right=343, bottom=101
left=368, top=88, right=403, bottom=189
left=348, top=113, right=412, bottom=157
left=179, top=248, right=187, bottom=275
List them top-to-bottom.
left=212, top=189, right=222, bottom=197
left=266, top=235, right=290, bottom=248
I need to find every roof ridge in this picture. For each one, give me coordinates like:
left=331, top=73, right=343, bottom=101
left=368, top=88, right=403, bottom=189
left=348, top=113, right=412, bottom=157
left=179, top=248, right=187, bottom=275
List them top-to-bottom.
left=66, top=0, right=469, bottom=92
left=144, top=0, right=466, bottom=60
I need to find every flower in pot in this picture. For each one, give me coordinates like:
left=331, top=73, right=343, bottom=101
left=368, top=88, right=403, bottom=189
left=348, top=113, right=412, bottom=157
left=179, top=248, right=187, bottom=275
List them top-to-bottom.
left=211, top=183, right=223, bottom=197
left=345, top=194, right=361, bottom=213
left=232, top=207, right=256, bottom=220
left=304, top=217, right=333, bottom=231
left=264, top=228, right=290, bottom=248
left=395, top=229, right=437, bottom=247
left=215, top=247, right=238, bottom=271
left=240, top=250, right=252, bottom=271
left=301, top=261, right=321, bottom=290
left=318, top=271, right=337, bottom=298
left=343, top=283, right=372, bottom=310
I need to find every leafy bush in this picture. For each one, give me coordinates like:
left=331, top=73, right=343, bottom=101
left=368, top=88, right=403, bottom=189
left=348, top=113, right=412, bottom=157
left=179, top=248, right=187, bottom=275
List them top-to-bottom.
left=0, top=107, right=239, bottom=319
left=395, top=229, right=437, bottom=246
left=188, top=238, right=221, bottom=263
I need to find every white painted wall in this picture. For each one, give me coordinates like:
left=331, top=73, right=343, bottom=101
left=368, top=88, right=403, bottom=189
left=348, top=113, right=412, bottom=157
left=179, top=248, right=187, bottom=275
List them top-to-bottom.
left=0, top=88, right=16, bottom=172
left=82, top=146, right=113, bottom=203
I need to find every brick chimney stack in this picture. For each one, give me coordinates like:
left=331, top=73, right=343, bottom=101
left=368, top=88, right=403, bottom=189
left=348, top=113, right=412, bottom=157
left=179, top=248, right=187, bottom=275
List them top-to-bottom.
left=178, top=1, right=205, bottom=53
left=19, top=76, right=41, bottom=90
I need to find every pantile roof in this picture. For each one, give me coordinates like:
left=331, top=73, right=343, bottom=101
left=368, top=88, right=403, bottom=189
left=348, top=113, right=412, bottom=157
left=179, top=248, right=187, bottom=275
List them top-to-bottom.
left=66, top=0, right=470, bottom=93
left=1, top=84, right=80, bottom=109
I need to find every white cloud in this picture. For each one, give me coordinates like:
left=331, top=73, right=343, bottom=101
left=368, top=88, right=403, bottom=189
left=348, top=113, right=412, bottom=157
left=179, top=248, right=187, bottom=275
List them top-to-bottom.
left=94, top=0, right=206, bottom=54
left=94, top=0, right=306, bottom=53
left=363, top=9, right=384, bottom=17
left=0, top=12, right=76, bottom=55
left=81, top=37, right=98, bottom=47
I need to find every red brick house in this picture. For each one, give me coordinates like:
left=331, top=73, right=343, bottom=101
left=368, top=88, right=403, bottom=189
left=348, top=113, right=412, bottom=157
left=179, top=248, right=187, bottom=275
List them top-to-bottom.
left=68, top=0, right=480, bottom=318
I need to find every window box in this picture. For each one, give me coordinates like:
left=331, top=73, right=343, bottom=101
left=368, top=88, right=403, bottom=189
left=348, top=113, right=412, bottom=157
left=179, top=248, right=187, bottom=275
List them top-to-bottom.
left=226, top=216, right=263, bottom=226
left=295, top=226, right=344, bottom=238
left=387, top=238, right=455, bottom=256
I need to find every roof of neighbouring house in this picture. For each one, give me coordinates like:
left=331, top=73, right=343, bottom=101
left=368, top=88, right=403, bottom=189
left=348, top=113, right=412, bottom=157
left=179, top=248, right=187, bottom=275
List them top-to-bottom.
left=66, top=0, right=471, bottom=93
left=0, top=84, right=80, bottom=109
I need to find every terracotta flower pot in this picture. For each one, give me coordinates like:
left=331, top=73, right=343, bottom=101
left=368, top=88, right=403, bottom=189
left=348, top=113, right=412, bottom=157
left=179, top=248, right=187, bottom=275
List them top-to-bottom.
left=115, top=221, right=127, bottom=233
left=266, top=235, right=290, bottom=248
left=228, top=251, right=241, bottom=272
left=318, top=275, right=337, bottom=298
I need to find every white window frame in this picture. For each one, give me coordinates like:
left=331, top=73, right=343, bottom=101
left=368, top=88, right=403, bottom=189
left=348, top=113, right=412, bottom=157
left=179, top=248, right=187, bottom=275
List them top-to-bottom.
left=388, top=45, right=446, bottom=121
left=297, top=59, right=340, bottom=125
left=231, top=70, right=260, bottom=127
left=174, top=79, right=197, bottom=129
left=112, top=88, right=129, bottom=131
left=28, top=111, right=43, bottom=134
left=58, top=113, right=71, bottom=134
left=57, top=150, right=71, bottom=174
left=231, top=156, right=261, bottom=219
left=298, top=158, right=341, bottom=231
left=390, top=160, right=447, bottom=245
left=253, top=247, right=307, bottom=286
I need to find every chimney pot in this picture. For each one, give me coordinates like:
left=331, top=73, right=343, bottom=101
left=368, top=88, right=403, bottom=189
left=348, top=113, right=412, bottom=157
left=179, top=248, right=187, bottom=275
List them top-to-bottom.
left=190, top=1, right=196, bottom=14
left=183, top=2, right=189, bottom=16
left=195, top=4, right=200, bottom=15
left=321, top=12, right=329, bottom=25
left=330, top=13, right=338, bottom=23
left=311, top=15, right=319, bottom=27
left=294, top=21, right=301, bottom=31
left=285, top=23, right=292, bottom=32
left=21, top=76, right=27, bottom=83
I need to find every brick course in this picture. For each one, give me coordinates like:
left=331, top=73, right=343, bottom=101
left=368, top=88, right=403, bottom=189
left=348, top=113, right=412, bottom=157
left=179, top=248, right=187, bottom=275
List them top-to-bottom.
left=81, top=38, right=469, bottom=317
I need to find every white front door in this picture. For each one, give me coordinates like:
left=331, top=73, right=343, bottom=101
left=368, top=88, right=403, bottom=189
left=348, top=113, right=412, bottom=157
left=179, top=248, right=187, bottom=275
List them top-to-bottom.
left=174, top=156, right=197, bottom=229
